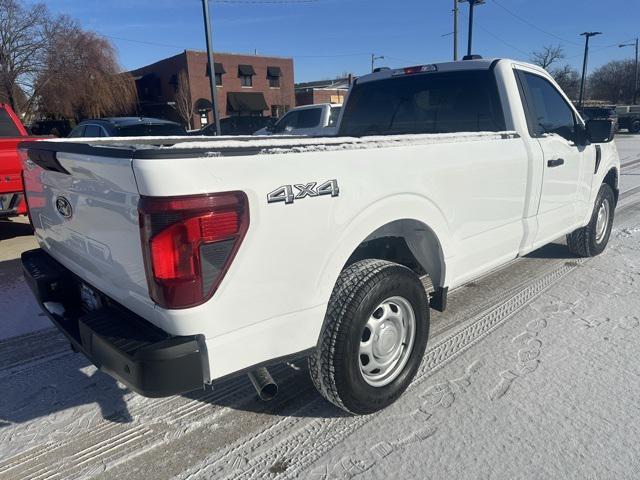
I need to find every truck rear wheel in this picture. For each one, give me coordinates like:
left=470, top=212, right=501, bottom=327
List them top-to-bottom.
left=630, top=119, right=640, bottom=134
left=567, top=183, right=615, bottom=257
left=309, top=259, right=429, bottom=414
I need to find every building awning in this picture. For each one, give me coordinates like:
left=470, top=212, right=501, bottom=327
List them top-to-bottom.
left=206, top=62, right=226, bottom=77
left=237, top=64, right=255, bottom=76
left=267, top=66, right=282, bottom=78
left=227, top=92, right=268, bottom=112
left=194, top=98, right=212, bottom=111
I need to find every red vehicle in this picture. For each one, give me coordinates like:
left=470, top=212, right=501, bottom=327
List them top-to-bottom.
left=0, top=103, right=30, bottom=218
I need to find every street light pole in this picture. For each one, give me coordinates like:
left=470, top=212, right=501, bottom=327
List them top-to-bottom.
left=202, top=0, right=221, bottom=135
left=453, top=0, right=459, bottom=61
left=458, top=0, right=485, bottom=57
left=578, top=31, right=602, bottom=109
left=619, top=38, right=639, bottom=105
left=371, top=53, right=384, bottom=72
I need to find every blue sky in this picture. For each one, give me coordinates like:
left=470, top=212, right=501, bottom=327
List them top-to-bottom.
left=34, top=0, right=639, bottom=82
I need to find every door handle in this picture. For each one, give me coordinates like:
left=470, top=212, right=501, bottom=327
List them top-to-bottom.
left=547, top=158, right=565, bottom=168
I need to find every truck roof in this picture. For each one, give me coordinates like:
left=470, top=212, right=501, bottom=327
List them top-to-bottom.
left=356, top=58, right=533, bottom=84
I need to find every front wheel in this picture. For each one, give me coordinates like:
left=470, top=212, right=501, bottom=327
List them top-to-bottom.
left=630, top=119, right=640, bottom=134
left=567, top=183, right=615, bottom=257
left=309, top=259, right=429, bottom=414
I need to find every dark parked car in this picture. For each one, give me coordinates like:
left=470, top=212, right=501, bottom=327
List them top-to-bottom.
left=578, top=107, right=619, bottom=132
left=193, top=116, right=275, bottom=136
left=68, top=117, right=187, bottom=138
left=29, top=119, right=73, bottom=137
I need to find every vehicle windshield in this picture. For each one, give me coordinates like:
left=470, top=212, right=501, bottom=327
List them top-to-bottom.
left=339, top=70, right=506, bottom=137
left=117, top=123, right=187, bottom=136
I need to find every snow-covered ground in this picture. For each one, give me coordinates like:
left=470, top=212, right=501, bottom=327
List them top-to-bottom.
left=0, top=136, right=639, bottom=479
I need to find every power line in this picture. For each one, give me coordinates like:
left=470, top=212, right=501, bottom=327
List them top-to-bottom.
left=213, top=0, right=320, bottom=3
left=490, top=0, right=582, bottom=46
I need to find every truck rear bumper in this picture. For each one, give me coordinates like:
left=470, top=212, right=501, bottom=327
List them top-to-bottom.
left=21, top=248, right=204, bottom=397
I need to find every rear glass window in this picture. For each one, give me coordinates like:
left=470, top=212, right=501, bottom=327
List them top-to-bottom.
left=339, top=70, right=506, bottom=136
left=297, top=108, right=322, bottom=128
left=0, top=109, right=22, bottom=137
left=118, top=124, right=187, bottom=136
left=84, top=125, right=103, bottom=137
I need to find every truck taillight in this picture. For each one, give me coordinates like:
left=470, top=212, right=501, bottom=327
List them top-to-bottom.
left=138, top=192, right=249, bottom=309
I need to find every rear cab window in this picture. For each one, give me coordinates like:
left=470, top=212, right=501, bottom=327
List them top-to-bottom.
left=339, top=70, right=506, bottom=136
left=297, top=108, right=322, bottom=129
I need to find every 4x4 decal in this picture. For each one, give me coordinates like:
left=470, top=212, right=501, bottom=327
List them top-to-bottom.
left=267, top=179, right=339, bottom=205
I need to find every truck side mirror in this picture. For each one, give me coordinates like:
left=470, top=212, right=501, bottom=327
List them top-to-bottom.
left=586, top=119, right=615, bottom=143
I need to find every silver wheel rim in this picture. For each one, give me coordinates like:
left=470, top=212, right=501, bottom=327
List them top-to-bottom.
left=595, top=198, right=610, bottom=244
left=358, top=296, right=416, bottom=387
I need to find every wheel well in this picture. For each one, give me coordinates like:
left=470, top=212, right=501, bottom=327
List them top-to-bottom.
left=603, top=167, right=619, bottom=204
left=344, top=219, right=446, bottom=289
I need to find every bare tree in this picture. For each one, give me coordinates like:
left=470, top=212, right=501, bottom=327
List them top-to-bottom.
left=0, top=0, right=50, bottom=116
left=37, top=21, right=137, bottom=121
left=530, top=44, right=565, bottom=70
left=588, top=59, right=636, bottom=103
left=552, top=65, right=580, bottom=100
left=174, top=70, right=194, bottom=129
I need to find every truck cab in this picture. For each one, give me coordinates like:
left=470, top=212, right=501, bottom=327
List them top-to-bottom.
left=0, top=103, right=30, bottom=218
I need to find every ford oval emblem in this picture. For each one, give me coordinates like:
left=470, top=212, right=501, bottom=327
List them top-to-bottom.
left=55, top=196, right=73, bottom=219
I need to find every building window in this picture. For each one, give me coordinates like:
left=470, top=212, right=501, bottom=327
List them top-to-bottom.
left=206, top=62, right=225, bottom=86
left=238, top=64, right=255, bottom=88
left=267, top=66, right=281, bottom=88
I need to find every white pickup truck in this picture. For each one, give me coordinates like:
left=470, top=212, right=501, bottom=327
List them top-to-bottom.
left=20, top=58, right=619, bottom=414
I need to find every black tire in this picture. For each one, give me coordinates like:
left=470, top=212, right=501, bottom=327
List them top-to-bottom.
left=630, top=119, right=640, bottom=134
left=567, top=183, right=615, bottom=257
left=308, top=259, right=429, bottom=414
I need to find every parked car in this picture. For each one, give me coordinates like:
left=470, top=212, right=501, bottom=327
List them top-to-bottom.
left=21, top=58, right=619, bottom=414
left=0, top=103, right=38, bottom=219
left=253, top=103, right=341, bottom=136
left=615, top=105, right=640, bottom=133
left=578, top=106, right=618, bottom=131
left=192, top=116, right=275, bottom=136
left=68, top=117, right=187, bottom=137
left=29, top=119, right=74, bottom=137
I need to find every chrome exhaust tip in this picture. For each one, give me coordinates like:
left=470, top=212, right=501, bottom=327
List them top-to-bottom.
left=247, top=367, right=278, bottom=401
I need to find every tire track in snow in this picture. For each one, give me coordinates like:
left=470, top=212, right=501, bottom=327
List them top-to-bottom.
left=188, top=202, right=640, bottom=480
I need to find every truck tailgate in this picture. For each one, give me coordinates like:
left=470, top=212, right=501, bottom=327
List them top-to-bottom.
left=21, top=146, right=153, bottom=314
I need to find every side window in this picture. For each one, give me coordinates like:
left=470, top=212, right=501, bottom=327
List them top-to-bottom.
left=519, top=71, right=576, bottom=142
left=328, top=107, right=341, bottom=127
left=297, top=108, right=322, bottom=129
left=274, top=111, right=298, bottom=133
left=69, top=125, right=85, bottom=137
left=84, top=125, right=102, bottom=137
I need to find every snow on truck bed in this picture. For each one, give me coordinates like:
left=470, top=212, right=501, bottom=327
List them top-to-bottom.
left=36, top=131, right=519, bottom=156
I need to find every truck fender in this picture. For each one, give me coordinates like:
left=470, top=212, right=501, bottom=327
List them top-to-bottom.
left=316, top=193, right=453, bottom=307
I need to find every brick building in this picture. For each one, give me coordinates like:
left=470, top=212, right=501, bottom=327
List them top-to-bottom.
left=128, top=50, right=295, bottom=129
left=295, top=77, right=351, bottom=106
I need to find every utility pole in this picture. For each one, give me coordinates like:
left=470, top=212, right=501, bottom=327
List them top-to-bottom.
left=202, top=0, right=221, bottom=135
left=453, top=0, right=459, bottom=61
left=458, top=0, right=485, bottom=57
left=578, top=31, right=602, bottom=108
left=619, top=37, right=639, bottom=105
left=371, top=53, right=384, bottom=72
